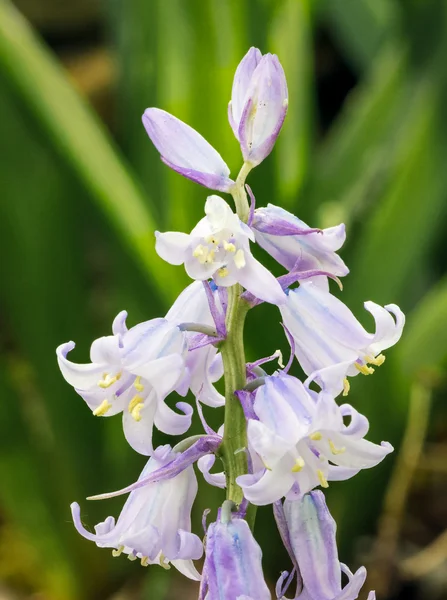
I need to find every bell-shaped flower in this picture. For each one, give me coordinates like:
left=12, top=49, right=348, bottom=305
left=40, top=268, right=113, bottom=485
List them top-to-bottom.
left=228, top=48, right=288, bottom=167
left=143, top=108, right=234, bottom=192
left=156, top=195, right=286, bottom=305
left=252, top=204, right=348, bottom=291
left=165, top=280, right=225, bottom=407
left=280, top=283, right=405, bottom=396
left=57, top=313, right=192, bottom=455
left=237, top=373, right=392, bottom=506
left=71, top=444, right=203, bottom=580
left=277, top=491, right=375, bottom=600
left=199, top=502, right=271, bottom=599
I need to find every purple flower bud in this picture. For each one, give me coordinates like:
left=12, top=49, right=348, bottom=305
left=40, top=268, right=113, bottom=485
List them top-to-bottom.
left=229, top=50, right=288, bottom=167
left=142, top=108, right=234, bottom=192
left=278, top=491, right=375, bottom=600
left=199, top=503, right=271, bottom=599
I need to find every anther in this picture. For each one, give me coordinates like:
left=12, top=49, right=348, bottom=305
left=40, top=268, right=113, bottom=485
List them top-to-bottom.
left=223, top=240, right=236, bottom=253
left=193, top=245, right=209, bottom=264
left=234, top=249, right=246, bottom=269
left=218, top=267, right=229, bottom=278
left=368, top=354, right=386, bottom=366
left=355, top=363, right=375, bottom=376
left=98, top=372, right=121, bottom=389
left=134, top=376, right=144, bottom=392
left=343, top=378, right=350, bottom=397
left=93, top=399, right=112, bottom=417
left=310, top=432, right=322, bottom=441
left=329, top=440, right=346, bottom=455
left=291, top=457, right=305, bottom=473
left=317, top=469, right=329, bottom=488
left=112, top=545, right=124, bottom=557
left=128, top=553, right=137, bottom=561
left=159, top=553, right=171, bottom=570
left=141, top=556, right=149, bottom=567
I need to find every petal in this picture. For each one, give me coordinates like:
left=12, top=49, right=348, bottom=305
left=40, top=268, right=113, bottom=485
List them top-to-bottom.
left=230, top=47, right=262, bottom=135
left=142, top=108, right=233, bottom=192
left=155, top=231, right=190, bottom=265
left=237, top=251, right=286, bottom=305
left=165, top=281, right=213, bottom=327
left=365, top=302, right=405, bottom=355
left=112, top=310, right=128, bottom=337
left=90, top=335, right=121, bottom=364
left=57, top=341, right=108, bottom=390
left=128, top=354, right=185, bottom=399
left=122, top=394, right=157, bottom=455
left=154, top=400, right=193, bottom=436
left=247, top=419, right=294, bottom=467
left=324, top=435, right=393, bottom=470
left=197, top=455, right=226, bottom=488
left=237, top=463, right=295, bottom=505
left=284, top=492, right=341, bottom=600
left=171, top=558, right=202, bottom=581
left=335, top=565, right=367, bottom=600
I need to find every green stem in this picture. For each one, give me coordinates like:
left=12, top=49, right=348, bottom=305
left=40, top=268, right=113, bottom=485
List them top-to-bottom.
left=231, top=162, right=253, bottom=222
left=220, top=284, right=250, bottom=506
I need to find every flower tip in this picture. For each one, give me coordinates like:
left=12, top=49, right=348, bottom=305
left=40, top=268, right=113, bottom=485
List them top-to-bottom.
left=56, top=340, right=76, bottom=357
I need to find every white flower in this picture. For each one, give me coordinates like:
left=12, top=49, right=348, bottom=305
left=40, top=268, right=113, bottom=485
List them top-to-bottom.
left=156, top=195, right=286, bottom=305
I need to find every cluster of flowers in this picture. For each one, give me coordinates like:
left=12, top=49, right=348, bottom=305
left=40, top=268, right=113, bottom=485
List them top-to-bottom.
left=57, top=47, right=404, bottom=599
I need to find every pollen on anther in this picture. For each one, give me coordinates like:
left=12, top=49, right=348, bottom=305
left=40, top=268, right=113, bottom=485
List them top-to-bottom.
left=234, top=249, right=246, bottom=269
left=218, top=267, right=230, bottom=278
left=355, top=363, right=375, bottom=376
left=98, top=372, right=122, bottom=389
left=134, top=376, right=144, bottom=392
left=343, top=378, right=350, bottom=397
left=93, top=399, right=112, bottom=417
left=310, top=432, right=322, bottom=441
left=329, top=440, right=346, bottom=455
left=291, top=457, right=305, bottom=473
left=317, top=469, right=329, bottom=488
left=112, top=545, right=124, bottom=557
left=141, top=556, right=149, bottom=567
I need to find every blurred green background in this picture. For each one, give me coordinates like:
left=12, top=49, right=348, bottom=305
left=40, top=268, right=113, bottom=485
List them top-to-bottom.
left=0, top=0, right=447, bottom=598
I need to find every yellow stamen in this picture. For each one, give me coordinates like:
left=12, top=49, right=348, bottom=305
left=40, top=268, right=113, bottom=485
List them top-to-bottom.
left=206, top=236, right=218, bottom=245
left=223, top=240, right=236, bottom=253
left=193, top=244, right=209, bottom=264
left=205, top=249, right=215, bottom=264
left=234, top=249, right=246, bottom=269
left=218, top=267, right=229, bottom=278
left=368, top=354, right=386, bottom=366
left=355, top=363, right=375, bottom=376
left=98, top=372, right=121, bottom=389
left=134, top=376, right=144, bottom=392
left=343, top=378, right=350, bottom=397
left=128, top=394, right=143, bottom=413
left=93, top=399, right=112, bottom=417
left=131, top=402, right=144, bottom=422
left=310, top=432, right=322, bottom=441
left=329, top=440, right=346, bottom=455
left=291, top=457, right=305, bottom=473
left=261, top=458, right=272, bottom=471
left=317, top=469, right=329, bottom=488
left=112, top=545, right=124, bottom=557
left=128, top=553, right=137, bottom=561
left=159, top=553, right=171, bottom=570
left=141, top=556, right=149, bottom=567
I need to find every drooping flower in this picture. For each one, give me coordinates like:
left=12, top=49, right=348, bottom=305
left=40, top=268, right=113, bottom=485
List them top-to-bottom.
left=229, top=48, right=288, bottom=167
left=142, top=108, right=234, bottom=192
left=156, top=195, right=286, bottom=305
left=252, top=204, right=348, bottom=291
left=280, top=283, right=405, bottom=396
left=57, top=314, right=191, bottom=455
left=237, top=373, right=392, bottom=505
left=71, top=444, right=203, bottom=580
left=275, top=491, right=376, bottom=600
left=199, top=502, right=271, bottom=600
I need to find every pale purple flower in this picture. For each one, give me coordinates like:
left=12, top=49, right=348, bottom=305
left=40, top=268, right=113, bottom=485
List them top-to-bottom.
left=229, top=48, right=288, bottom=166
left=142, top=108, right=234, bottom=192
left=156, top=195, right=286, bottom=305
left=252, top=204, right=348, bottom=291
left=280, top=283, right=405, bottom=396
left=57, top=315, right=192, bottom=455
left=237, top=373, right=392, bottom=505
left=71, top=444, right=202, bottom=580
left=197, top=454, right=226, bottom=488
left=276, top=491, right=375, bottom=600
left=199, top=503, right=271, bottom=599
